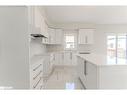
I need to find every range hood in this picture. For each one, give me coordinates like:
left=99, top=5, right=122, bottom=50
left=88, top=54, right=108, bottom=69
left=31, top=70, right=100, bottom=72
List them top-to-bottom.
left=30, top=27, right=47, bottom=38
left=31, top=34, right=47, bottom=38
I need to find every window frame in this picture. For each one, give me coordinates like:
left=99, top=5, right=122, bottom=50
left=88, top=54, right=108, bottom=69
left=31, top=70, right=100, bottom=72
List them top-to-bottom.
left=64, top=33, right=77, bottom=51
left=107, top=33, right=127, bottom=64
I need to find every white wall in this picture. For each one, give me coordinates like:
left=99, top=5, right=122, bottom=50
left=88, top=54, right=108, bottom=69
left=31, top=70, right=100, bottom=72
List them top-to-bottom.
left=0, top=7, right=29, bottom=89
left=30, top=38, right=47, bottom=58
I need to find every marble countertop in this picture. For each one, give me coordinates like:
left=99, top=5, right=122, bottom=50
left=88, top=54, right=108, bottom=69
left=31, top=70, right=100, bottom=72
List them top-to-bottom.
left=77, top=53, right=127, bottom=66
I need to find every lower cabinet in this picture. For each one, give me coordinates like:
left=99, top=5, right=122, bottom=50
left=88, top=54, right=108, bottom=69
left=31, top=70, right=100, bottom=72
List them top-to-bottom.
left=53, top=52, right=77, bottom=66
left=63, top=52, right=72, bottom=65
left=54, top=53, right=63, bottom=65
left=30, top=55, right=53, bottom=89
left=77, top=57, right=97, bottom=89
left=30, top=59, right=43, bottom=89
left=85, top=61, right=97, bottom=89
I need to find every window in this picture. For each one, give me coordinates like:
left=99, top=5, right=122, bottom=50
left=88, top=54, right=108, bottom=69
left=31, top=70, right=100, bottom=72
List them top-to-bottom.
left=64, top=33, right=77, bottom=50
left=107, top=34, right=127, bottom=64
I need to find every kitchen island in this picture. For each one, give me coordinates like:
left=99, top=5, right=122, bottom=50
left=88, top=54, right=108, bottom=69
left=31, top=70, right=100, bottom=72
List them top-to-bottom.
left=77, top=53, right=127, bottom=89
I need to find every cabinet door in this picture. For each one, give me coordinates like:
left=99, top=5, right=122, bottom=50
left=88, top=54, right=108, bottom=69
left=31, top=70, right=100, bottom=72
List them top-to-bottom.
left=48, top=28, right=55, bottom=44
left=55, top=29, right=63, bottom=44
left=78, top=29, right=94, bottom=44
left=85, top=29, right=94, bottom=44
left=78, top=30, right=86, bottom=44
left=63, top=52, right=72, bottom=65
left=53, top=53, right=63, bottom=65
left=72, top=53, right=77, bottom=65
left=77, top=57, right=84, bottom=77
left=85, top=62, right=97, bottom=89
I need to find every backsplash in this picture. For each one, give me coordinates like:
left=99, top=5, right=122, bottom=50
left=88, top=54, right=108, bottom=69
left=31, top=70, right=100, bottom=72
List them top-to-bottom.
left=30, top=38, right=47, bottom=58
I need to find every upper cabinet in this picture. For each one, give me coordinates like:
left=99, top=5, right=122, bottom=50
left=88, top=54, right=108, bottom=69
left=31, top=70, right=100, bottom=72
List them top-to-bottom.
left=28, top=7, right=49, bottom=38
left=34, top=7, right=48, bottom=38
left=48, top=28, right=63, bottom=44
left=48, top=28, right=56, bottom=44
left=55, top=29, right=63, bottom=44
left=78, top=29, right=94, bottom=44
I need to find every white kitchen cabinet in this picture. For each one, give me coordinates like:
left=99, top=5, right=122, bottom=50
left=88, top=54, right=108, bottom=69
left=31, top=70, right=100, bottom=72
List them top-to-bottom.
left=29, top=7, right=48, bottom=38
left=48, top=28, right=63, bottom=44
left=48, top=28, right=56, bottom=44
left=55, top=29, right=63, bottom=44
left=78, top=29, right=94, bottom=44
left=50, top=52, right=76, bottom=66
left=63, top=52, right=72, bottom=65
left=53, top=53, right=63, bottom=65
left=77, top=54, right=127, bottom=89
left=77, top=56, right=87, bottom=88
left=77, top=57, right=97, bottom=89
left=30, top=59, right=43, bottom=89
left=85, top=61, right=97, bottom=89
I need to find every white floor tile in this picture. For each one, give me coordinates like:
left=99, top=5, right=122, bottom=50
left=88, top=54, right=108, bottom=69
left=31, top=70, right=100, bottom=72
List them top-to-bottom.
left=44, top=66, right=84, bottom=90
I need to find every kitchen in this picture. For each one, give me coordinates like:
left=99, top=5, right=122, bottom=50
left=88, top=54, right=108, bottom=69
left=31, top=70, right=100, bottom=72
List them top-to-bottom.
left=0, top=6, right=127, bottom=89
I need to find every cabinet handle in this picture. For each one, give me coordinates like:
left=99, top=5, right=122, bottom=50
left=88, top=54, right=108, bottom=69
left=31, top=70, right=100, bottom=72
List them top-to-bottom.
left=85, top=36, right=88, bottom=43
left=71, top=52, right=72, bottom=60
left=84, top=61, right=87, bottom=75
left=33, top=64, right=42, bottom=71
left=33, top=70, right=42, bottom=80
left=33, top=77, right=42, bottom=89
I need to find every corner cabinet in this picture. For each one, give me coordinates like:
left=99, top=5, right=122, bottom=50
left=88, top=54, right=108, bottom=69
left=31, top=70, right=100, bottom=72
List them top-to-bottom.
left=78, top=29, right=94, bottom=44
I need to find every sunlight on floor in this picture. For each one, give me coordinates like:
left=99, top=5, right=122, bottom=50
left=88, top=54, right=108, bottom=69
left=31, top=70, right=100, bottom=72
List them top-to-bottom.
left=44, top=66, right=84, bottom=89
left=66, top=83, right=75, bottom=90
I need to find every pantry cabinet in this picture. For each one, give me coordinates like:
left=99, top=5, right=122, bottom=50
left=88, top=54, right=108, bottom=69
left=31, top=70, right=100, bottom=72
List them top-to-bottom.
left=78, top=29, right=94, bottom=44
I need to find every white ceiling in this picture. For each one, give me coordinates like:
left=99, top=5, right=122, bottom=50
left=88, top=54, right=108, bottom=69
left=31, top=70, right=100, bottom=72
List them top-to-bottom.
left=44, top=6, right=127, bottom=24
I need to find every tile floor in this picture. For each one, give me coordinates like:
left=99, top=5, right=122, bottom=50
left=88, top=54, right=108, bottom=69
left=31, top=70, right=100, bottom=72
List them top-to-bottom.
left=44, top=66, right=84, bottom=90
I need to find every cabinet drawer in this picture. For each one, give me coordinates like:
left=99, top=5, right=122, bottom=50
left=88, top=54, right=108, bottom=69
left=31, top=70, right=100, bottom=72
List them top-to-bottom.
left=32, top=77, right=42, bottom=89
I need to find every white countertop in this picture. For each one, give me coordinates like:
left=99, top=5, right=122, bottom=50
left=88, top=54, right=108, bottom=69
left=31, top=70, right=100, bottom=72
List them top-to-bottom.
left=77, top=53, right=127, bottom=66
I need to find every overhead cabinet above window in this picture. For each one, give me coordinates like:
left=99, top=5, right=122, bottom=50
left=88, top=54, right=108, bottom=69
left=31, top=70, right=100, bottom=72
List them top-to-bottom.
left=78, top=29, right=94, bottom=44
